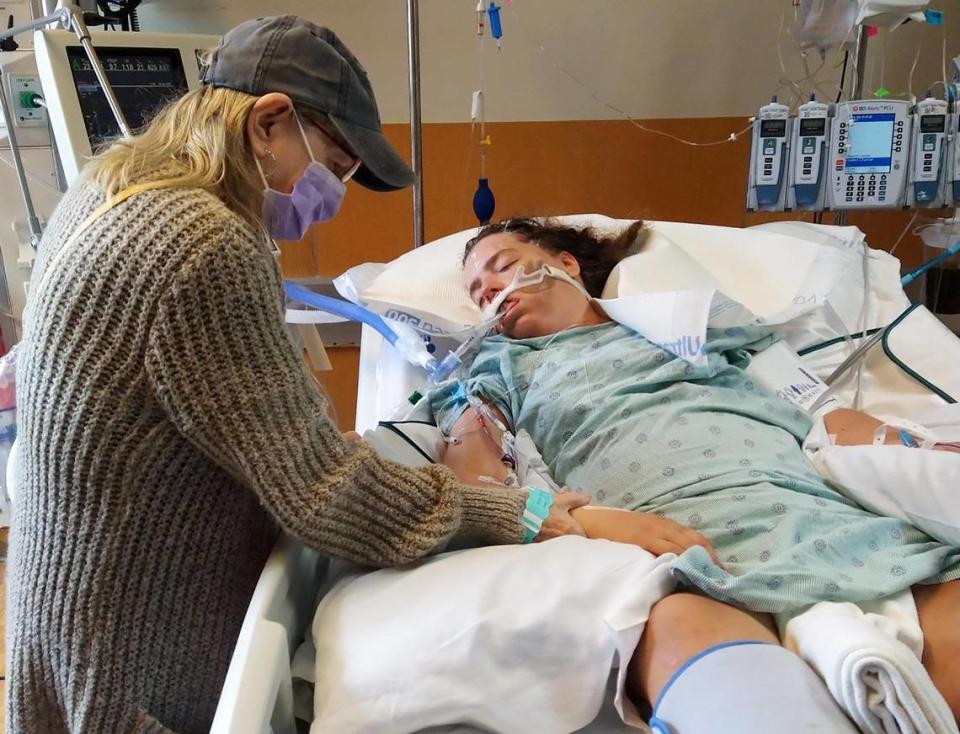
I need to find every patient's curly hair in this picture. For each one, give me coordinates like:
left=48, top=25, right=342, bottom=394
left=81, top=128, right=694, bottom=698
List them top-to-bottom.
left=463, top=218, right=648, bottom=297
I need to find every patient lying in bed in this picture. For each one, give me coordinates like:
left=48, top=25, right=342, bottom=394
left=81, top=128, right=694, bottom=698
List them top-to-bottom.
left=427, top=217, right=960, bottom=720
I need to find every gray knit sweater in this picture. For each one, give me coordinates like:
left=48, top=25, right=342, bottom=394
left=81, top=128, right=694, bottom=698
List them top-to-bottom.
left=7, top=181, right=526, bottom=733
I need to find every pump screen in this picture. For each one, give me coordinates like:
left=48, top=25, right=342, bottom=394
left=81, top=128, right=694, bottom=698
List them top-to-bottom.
left=844, top=113, right=894, bottom=174
left=920, top=115, right=945, bottom=133
left=799, top=118, right=825, bottom=136
left=760, top=119, right=786, bottom=137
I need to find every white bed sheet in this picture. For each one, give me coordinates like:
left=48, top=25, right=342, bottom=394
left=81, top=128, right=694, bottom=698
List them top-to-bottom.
left=309, top=223, right=960, bottom=734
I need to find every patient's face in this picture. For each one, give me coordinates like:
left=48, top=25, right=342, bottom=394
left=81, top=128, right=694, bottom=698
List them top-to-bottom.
left=463, top=233, right=591, bottom=339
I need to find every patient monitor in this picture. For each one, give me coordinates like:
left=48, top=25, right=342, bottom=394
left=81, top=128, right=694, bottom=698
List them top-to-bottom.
left=33, top=30, right=219, bottom=184
left=906, top=96, right=949, bottom=208
left=747, top=98, right=792, bottom=212
left=788, top=98, right=832, bottom=211
left=827, top=100, right=911, bottom=210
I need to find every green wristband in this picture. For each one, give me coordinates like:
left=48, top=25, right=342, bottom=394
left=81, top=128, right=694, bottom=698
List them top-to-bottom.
left=521, top=488, right=554, bottom=543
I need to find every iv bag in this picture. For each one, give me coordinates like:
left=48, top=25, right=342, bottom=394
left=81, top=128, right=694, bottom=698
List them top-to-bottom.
left=793, top=0, right=859, bottom=53
left=795, top=0, right=931, bottom=48
left=854, top=1, right=931, bottom=28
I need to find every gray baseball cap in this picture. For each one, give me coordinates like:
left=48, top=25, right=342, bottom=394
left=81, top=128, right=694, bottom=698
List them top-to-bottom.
left=202, top=15, right=414, bottom=192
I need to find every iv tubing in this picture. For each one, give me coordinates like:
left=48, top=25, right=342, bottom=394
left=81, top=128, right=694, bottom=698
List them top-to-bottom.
left=900, top=239, right=960, bottom=287
left=283, top=282, right=400, bottom=347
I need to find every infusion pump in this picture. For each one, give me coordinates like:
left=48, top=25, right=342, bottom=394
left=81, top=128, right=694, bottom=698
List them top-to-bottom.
left=746, top=96, right=960, bottom=213
left=906, top=97, right=949, bottom=208
left=746, top=98, right=792, bottom=212
left=788, top=98, right=831, bottom=211
left=827, top=100, right=911, bottom=210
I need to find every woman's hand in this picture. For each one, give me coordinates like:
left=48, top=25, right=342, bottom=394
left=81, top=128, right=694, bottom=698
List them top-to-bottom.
left=534, top=491, right=591, bottom=541
left=572, top=506, right=720, bottom=563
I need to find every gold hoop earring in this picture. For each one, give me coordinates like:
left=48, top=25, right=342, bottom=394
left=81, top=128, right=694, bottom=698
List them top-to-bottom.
left=263, top=148, right=278, bottom=180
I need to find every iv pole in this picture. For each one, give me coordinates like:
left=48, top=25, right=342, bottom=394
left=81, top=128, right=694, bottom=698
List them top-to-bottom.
left=406, top=0, right=424, bottom=248
left=0, top=1, right=131, bottom=250
left=835, top=24, right=870, bottom=227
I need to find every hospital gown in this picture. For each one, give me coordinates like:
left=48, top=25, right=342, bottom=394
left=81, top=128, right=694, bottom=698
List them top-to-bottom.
left=429, top=322, right=960, bottom=614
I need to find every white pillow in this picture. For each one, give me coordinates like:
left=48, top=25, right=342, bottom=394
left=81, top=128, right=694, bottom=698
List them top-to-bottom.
left=334, top=214, right=840, bottom=338
left=749, top=220, right=910, bottom=353
left=311, top=536, right=676, bottom=734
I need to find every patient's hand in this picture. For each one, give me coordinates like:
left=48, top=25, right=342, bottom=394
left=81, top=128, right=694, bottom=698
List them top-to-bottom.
left=535, top=491, right=591, bottom=541
left=572, top=506, right=720, bottom=564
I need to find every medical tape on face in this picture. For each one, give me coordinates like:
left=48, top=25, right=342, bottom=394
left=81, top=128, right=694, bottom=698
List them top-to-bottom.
left=481, top=264, right=591, bottom=321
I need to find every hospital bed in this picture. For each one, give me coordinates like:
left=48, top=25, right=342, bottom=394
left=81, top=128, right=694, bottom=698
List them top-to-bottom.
left=212, top=219, right=960, bottom=733
left=210, top=321, right=643, bottom=734
left=210, top=334, right=643, bottom=734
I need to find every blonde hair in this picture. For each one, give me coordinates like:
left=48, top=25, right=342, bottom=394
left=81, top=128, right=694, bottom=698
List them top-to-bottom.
left=85, top=84, right=264, bottom=229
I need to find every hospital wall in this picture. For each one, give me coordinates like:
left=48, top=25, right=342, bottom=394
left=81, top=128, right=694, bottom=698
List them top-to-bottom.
left=140, top=1, right=960, bottom=429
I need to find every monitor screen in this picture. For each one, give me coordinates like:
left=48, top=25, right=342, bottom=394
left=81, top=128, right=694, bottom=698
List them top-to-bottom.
left=67, top=46, right=189, bottom=147
left=844, top=112, right=895, bottom=174
left=920, top=114, right=945, bottom=133
left=799, top=118, right=825, bottom=136
left=760, top=119, right=787, bottom=137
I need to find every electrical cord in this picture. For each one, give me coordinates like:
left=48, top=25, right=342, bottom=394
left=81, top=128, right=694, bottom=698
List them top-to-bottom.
left=95, top=0, right=141, bottom=31
left=835, top=50, right=849, bottom=103
left=880, top=303, right=957, bottom=403
left=797, top=328, right=883, bottom=357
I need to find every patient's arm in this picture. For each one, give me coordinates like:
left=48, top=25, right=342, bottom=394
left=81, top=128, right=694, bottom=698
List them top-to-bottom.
left=824, top=408, right=960, bottom=452
left=825, top=408, right=902, bottom=446
left=573, top=507, right=720, bottom=563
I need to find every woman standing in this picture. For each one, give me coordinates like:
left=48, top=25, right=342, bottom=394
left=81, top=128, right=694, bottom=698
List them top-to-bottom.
left=7, top=17, right=586, bottom=732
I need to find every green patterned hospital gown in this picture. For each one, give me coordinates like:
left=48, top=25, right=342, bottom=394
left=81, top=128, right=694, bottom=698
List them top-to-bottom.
left=428, top=322, right=960, bottom=613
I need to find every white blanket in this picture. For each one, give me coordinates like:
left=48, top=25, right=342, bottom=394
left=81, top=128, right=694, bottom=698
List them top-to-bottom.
left=803, top=405, right=960, bottom=547
left=310, top=538, right=675, bottom=733
left=779, top=592, right=958, bottom=734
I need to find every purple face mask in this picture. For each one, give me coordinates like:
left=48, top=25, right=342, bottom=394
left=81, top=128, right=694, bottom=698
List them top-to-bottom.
left=257, top=112, right=347, bottom=241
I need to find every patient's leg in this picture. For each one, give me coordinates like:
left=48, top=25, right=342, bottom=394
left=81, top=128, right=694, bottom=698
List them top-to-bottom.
left=915, top=580, right=960, bottom=720
left=627, top=591, right=780, bottom=707
left=629, top=592, right=856, bottom=732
